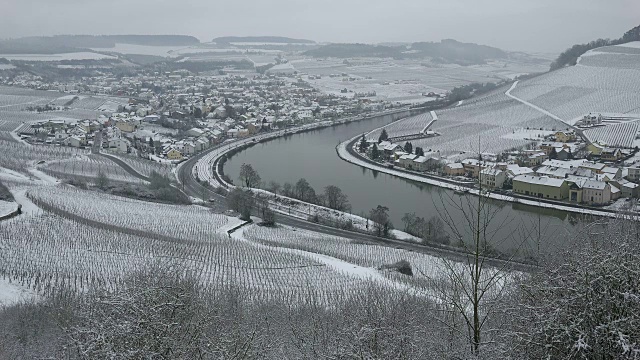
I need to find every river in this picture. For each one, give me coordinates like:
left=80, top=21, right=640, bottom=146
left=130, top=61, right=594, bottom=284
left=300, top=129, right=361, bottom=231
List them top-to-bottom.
left=226, top=113, right=588, bottom=256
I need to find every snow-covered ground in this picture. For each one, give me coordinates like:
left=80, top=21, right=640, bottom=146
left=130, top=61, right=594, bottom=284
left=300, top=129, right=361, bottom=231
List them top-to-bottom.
left=0, top=52, right=117, bottom=61
left=0, top=200, right=16, bottom=217
left=0, top=277, right=37, bottom=307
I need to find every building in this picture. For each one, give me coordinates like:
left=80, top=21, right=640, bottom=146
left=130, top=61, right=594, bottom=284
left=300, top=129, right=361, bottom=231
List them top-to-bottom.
left=115, top=119, right=138, bottom=133
left=554, top=130, right=576, bottom=143
left=165, top=148, right=183, bottom=161
left=600, top=148, right=623, bottom=162
left=524, top=152, right=547, bottom=167
left=399, top=154, right=418, bottom=169
left=461, top=159, right=489, bottom=178
left=444, top=163, right=465, bottom=176
left=627, top=164, right=640, bottom=182
left=480, top=168, right=506, bottom=190
left=513, top=175, right=569, bottom=200
left=582, top=180, right=612, bottom=205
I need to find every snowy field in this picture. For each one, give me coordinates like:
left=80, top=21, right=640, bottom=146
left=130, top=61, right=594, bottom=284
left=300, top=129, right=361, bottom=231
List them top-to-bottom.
left=371, top=42, right=640, bottom=156
left=510, top=42, right=640, bottom=126
left=0, top=52, right=117, bottom=61
left=289, top=57, right=548, bottom=104
left=372, top=89, right=567, bottom=159
left=0, top=140, right=87, bottom=174
left=102, top=153, right=175, bottom=178
left=39, top=155, right=147, bottom=184
left=27, top=185, right=231, bottom=242
left=0, top=200, right=16, bottom=217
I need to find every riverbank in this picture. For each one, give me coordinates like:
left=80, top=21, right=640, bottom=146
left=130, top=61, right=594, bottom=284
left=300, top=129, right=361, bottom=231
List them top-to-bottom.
left=336, top=133, right=640, bottom=220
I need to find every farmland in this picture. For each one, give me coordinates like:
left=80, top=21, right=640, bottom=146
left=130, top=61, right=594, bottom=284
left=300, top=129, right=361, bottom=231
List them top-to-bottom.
left=372, top=42, right=640, bottom=156
left=370, top=89, right=567, bottom=158
left=38, top=155, right=146, bottom=184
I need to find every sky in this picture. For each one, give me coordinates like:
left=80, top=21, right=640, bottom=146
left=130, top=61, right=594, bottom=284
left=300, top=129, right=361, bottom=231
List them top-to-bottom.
left=1, top=0, right=638, bottom=53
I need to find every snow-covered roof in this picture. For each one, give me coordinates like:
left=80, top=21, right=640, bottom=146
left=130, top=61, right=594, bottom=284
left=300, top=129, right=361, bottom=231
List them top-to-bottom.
left=514, top=175, right=566, bottom=188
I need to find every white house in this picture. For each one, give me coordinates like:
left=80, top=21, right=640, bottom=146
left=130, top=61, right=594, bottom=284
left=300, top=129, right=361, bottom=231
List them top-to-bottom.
left=480, top=168, right=506, bottom=190
left=582, top=180, right=612, bottom=205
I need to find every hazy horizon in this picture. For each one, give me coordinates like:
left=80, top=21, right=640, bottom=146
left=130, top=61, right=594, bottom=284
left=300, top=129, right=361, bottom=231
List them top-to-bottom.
left=2, top=0, right=638, bottom=53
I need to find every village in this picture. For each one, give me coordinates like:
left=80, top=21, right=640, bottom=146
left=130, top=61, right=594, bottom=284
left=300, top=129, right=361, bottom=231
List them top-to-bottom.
left=12, top=70, right=392, bottom=162
left=358, top=120, right=640, bottom=208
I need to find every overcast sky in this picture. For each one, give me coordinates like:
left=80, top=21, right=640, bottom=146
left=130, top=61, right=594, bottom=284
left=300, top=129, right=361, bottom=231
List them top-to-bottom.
left=1, top=0, right=638, bottom=53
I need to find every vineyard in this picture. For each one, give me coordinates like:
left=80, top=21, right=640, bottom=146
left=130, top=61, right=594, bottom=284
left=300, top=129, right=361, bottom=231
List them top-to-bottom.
left=510, top=45, right=640, bottom=124
left=373, top=89, right=566, bottom=158
left=367, top=112, right=433, bottom=139
left=583, top=121, right=640, bottom=148
left=0, top=139, right=86, bottom=174
left=104, top=152, right=175, bottom=178
left=39, top=155, right=146, bottom=183
left=27, top=185, right=230, bottom=241
left=0, top=214, right=371, bottom=304
left=243, top=225, right=509, bottom=298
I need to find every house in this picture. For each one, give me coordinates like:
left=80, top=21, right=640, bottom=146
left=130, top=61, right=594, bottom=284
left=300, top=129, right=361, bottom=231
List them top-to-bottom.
left=580, top=113, right=603, bottom=126
left=115, top=120, right=137, bottom=133
left=186, top=128, right=206, bottom=137
left=554, top=130, right=576, bottom=143
left=65, top=136, right=85, bottom=148
left=107, top=137, right=128, bottom=152
left=587, top=142, right=605, bottom=156
left=166, top=148, right=183, bottom=161
left=556, top=148, right=572, bottom=160
left=600, top=148, right=623, bottom=162
left=524, top=152, right=547, bottom=167
left=399, top=154, right=418, bottom=169
left=412, top=156, right=428, bottom=171
left=461, top=159, right=489, bottom=178
left=579, top=161, right=606, bottom=174
left=444, top=163, right=465, bottom=176
left=627, top=164, right=640, bottom=182
left=602, top=166, right=622, bottom=180
left=480, top=168, right=506, bottom=190
left=513, top=175, right=569, bottom=200
left=582, top=180, right=612, bottom=205
left=622, top=182, right=639, bottom=198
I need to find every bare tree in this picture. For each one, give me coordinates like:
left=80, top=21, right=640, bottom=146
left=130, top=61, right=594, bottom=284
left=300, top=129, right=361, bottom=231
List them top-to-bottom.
left=431, top=140, right=524, bottom=356
left=239, top=163, right=261, bottom=189
left=323, top=185, right=350, bottom=211
left=369, top=205, right=392, bottom=237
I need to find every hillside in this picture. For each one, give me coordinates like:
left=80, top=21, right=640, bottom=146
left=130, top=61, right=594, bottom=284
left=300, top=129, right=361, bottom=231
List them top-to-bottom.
left=550, top=24, right=640, bottom=70
left=0, top=35, right=200, bottom=54
left=212, top=36, right=315, bottom=44
left=304, top=39, right=508, bottom=65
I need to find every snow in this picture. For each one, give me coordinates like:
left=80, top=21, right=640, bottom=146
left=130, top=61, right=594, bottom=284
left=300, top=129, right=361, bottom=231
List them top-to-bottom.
left=617, top=41, right=640, bottom=49
left=0, top=52, right=116, bottom=61
left=506, top=81, right=567, bottom=124
left=0, top=167, right=31, bottom=183
left=10, top=188, right=39, bottom=216
left=0, top=200, right=16, bottom=217
left=232, top=224, right=436, bottom=300
left=0, top=277, right=37, bottom=307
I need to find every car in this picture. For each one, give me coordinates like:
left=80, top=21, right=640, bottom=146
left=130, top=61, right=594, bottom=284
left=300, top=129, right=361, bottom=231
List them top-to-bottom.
left=208, top=198, right=216, bottom=203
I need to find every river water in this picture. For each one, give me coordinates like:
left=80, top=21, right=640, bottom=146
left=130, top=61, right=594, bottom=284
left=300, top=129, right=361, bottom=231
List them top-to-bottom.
left=226, top=114, right=587, bottom=256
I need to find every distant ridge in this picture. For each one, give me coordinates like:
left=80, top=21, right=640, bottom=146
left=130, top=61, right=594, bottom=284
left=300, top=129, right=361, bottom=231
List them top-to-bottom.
left=550, top=24, right=640, bottom=71
left=0, top=35, right=200, bottom=54
left=212, top=36, right=315, bottom=44
left=304, top=39, right=507, bottom=65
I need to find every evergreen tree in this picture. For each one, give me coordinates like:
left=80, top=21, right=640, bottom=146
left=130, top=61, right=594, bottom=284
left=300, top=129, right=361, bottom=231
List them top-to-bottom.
left=378, top=129, right=388, bottom=143
left=358, top=134, right=368, bottom=152
left=404, top=142, right=413, bottom=154
left=371, top=143, right=380, bottom=159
